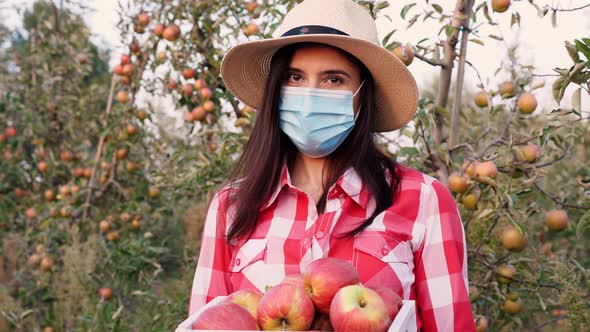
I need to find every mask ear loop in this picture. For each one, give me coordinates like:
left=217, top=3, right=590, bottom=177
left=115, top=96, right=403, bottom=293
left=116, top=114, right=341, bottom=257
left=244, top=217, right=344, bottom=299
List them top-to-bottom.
left=352, top=80, right=365, bottom=122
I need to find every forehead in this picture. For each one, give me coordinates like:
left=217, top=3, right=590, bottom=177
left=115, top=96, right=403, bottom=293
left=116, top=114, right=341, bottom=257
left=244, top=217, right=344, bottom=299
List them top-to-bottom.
left=289, top=44, right=360, bottom=73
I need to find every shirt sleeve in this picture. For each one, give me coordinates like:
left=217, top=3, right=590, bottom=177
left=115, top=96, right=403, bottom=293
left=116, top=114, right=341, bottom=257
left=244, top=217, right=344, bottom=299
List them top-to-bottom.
left=413, top=179, right=476, bottom=331
left=188, top=189, right=234, bottom=317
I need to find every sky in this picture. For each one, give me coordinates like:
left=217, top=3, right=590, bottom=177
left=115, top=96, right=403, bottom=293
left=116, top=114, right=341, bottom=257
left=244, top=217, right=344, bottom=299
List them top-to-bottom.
left=3, top=0, right=590, bottom=120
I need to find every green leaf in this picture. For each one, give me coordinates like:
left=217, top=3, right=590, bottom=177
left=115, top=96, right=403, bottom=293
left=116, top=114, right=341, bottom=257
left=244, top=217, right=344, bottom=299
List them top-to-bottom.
left=376, top=1, right=390, bottom=10
left=400, top=3, right=416, bottom=19
left=431, top=4, right=443, bottom=13
left=483, top=4, right=493, bottom=24
left=445, top=24, right=457, bottom=37
left=381, top=29, right=396, bottom=47
left=469, top=38, right=485, bottom=46
left=574, top=39, right=590, bottom=63
left=565, top=41, right=580, bottom=63
left=552, top=76, right=570, bottom=104
left=572, top=87, right=581, bottom=114
left=398, top=147, right=420, bottom=157
left=576, top=210, right=590, bottom=238
left=536, top=293, right=547, bottom=311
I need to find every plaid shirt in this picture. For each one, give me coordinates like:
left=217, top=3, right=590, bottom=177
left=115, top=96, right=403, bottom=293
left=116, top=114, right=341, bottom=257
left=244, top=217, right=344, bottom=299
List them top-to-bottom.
left=188, top=162, right=476, bottom=331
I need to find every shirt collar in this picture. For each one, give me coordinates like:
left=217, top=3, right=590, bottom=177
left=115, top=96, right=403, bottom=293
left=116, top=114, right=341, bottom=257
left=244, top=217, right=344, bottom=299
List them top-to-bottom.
left=259, top=160, right=368, bottom=211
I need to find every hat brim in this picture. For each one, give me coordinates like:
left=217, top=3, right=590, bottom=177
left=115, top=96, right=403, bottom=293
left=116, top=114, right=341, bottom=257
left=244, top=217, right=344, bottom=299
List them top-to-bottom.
left=220, top=34, right=419, bottom=132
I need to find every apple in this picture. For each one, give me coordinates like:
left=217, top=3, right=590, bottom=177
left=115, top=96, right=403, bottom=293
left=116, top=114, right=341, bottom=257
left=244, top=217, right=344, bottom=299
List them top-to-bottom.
left=491, top=0, right=511, bottom=13
left=137, top=12, right=150, bottom=26
left=243, top=22, right=259, bottom=36
left=153, top=23, right=165, bottom=37
left=163, top=24, right=180, bottom=41
left=129, top=42, right=141, bottom=55
left=392, top=43, right=414, bottom=66
left=120, top=54, right=130, bottom=65
left=122, top=63, right=134, bottom=76
left=114, top=64, right=124, bottom=76
left=182, top=68, right=195, bottom=79
left=194, top=78, right=207, bottom=90
left=182, top=84, right=193, bottom=97
left=200, top=87, right=212, bottom=99
left=117, top=90, right=129, bottom=104
left=203, top=100, right=215, bottom=112
left=192, top=106, right=207, bottom=121
left=5, top=126, right=17, bottom=137
left=37, top=161, right=49, bottom=173
left=473, top=161, right=498, bottom=184
left=448, top=172, right=470, bottom=193
left=26, top=207, right=37, bottom=220
left=545, top=209, right=568, bottom=232
left=303, top=257, right=360, bottom=314
left=281, top=274, right=305, bottom=289
left=257, top=283, right=315, bottom=330
left=330, top=284, right=391, bottom=332
left=371, top=286, right=402, bottom=321
left=98, top=287, right=113, bottom=300
left=224, top=289, right=263, bottom=320
left=193, top=302, right=259, bottom=330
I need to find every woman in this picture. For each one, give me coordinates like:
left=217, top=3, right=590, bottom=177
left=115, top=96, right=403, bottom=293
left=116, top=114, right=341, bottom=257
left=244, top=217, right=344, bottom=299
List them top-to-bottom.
left=189, top=0, right=476, bottom=330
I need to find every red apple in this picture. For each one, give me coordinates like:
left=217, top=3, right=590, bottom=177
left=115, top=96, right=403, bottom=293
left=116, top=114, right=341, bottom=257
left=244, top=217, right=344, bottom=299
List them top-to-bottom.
left=153, top=23, right=165, bottom=37
left=120, top=54, right=130, bottom=65
left=303, top=257, right=360, bottom=314
left=281, top=274, right=305, bottom=289
left=257, top=283, right=315, bottom=331
left=330, top=284, right=391, bottom=332
left=371, top=286, right=403, bottom=321
left=224, top=289, right=263, bottom=320
left=192, top=302, right=258, bottom=330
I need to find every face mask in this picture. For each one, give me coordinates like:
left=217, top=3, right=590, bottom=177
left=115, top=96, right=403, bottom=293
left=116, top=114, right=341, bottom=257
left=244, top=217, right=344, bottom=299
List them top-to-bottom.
left=278, top=81, right=364, bottom=158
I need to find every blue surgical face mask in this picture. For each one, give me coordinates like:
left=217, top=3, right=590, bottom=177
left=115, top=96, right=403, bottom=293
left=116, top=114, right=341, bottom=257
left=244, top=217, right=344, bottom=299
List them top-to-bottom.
left=278, top=81, right=364, bottom=158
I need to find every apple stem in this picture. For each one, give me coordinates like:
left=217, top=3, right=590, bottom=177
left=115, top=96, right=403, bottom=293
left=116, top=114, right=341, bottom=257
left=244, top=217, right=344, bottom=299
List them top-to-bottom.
left=281, top=319, right=287, bottom=331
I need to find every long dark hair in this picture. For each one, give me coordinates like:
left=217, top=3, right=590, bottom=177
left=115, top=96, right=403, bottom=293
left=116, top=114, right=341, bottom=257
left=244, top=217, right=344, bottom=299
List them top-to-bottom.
left=225, top=42, right=402, bottom=242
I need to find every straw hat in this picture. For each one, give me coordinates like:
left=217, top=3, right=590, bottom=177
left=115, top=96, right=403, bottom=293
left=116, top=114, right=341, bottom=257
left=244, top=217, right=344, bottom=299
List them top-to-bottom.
left=220, top=0, right=419, bottom=132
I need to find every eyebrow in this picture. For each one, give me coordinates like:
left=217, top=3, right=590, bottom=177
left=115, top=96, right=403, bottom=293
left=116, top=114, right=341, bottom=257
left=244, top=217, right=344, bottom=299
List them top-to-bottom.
left=287, top=67, right=352, bottom=78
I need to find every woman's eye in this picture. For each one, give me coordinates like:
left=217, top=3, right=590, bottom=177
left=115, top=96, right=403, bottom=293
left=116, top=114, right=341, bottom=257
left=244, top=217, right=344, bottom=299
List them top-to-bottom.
left=288, top=74, right=302, bottom=82
left=327, top=76, right=343, bottom=84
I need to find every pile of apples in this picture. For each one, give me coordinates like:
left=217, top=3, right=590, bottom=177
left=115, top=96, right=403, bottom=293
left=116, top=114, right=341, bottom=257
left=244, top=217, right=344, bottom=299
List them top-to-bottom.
left=192, top=257, right=403, bottom=331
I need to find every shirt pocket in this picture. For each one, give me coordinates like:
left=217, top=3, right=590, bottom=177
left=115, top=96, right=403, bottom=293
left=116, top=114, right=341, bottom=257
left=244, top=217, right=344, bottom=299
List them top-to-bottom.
left=354, top=231, right=413, bottom=264
left=229, top=238, right=268, bottom=273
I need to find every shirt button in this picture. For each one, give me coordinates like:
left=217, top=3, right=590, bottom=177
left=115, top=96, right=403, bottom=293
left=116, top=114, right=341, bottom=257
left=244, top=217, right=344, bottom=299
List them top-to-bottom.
left=316, top=231, right=324, bottom=239
left=381, top=248, right=389, bottom=255
left=235, top=258, right=241, bottom=266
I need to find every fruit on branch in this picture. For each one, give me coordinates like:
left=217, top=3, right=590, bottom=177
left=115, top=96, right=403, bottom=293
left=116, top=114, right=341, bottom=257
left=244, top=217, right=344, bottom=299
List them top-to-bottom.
left=491, top=0, right=511, bottom=13
left=243, top=22, right=259, bottom=36
left=163, top=24, right=180, bottom=41
left=392, top=43, right=414, bottom=66
left=498, top=81, right=516, bottom=98
left=474, top=90, right=489, bottom=107
left=517, top=92, right=537, bottom=114
left=473, top=161, right=498, bottom=184
left=448, top=172, right=470, bottom=193
left=461, top=192, right=479, bottom=210
left=545, top=209, right=568, bottom=232
left=501, top=225, right=528, bottom=252
left=496, top=264, right=516, bottom=283
left=98, top=287, right=113, bottom=300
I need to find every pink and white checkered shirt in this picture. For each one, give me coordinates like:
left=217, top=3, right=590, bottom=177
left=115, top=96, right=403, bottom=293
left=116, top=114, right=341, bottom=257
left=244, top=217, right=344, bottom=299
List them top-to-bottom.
left=188, top=162, right=476, bottom=331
